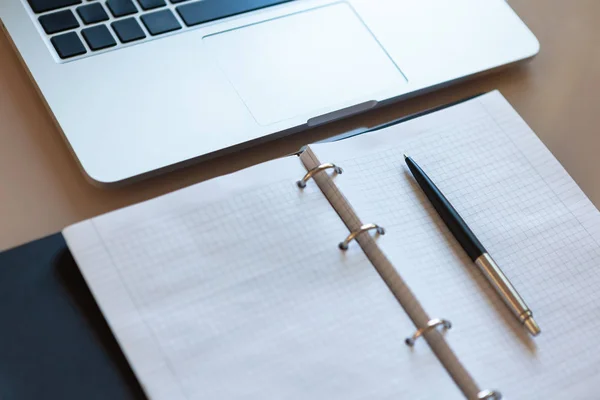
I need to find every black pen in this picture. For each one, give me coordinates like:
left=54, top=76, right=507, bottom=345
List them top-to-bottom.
left=404, top=154, right=540, bottom=337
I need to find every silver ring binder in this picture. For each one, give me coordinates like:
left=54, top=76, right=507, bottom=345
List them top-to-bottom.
left=296, top=163, right=343, bottom=188
left=338, top=223, right=385, bottom=250
left=405, top=318, right=452, bottom=347
left=477, top=390, right=502, bottom=399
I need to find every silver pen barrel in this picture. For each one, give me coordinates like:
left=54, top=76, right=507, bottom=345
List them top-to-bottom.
left=475, top=253, right=541, bottom=336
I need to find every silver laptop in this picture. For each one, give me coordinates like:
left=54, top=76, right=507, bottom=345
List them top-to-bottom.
left=0, top=0, right=539, bottom=185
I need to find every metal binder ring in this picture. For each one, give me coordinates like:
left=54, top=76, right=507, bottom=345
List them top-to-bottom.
left=296, top=163, right=343, bottom=188
left=338, top=224, right=385, bottom=250
left=405, top=318, right=452, bottom=347
left=477, top=390, right=502, bottom=399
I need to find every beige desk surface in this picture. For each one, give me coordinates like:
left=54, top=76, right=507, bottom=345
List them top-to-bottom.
left=1, top=0, right=599, bottom=251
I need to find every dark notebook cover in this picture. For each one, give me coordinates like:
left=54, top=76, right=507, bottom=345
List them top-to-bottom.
left=0, top=93, right=482, bottom=399
left=0, top=234, right=145, bottom=400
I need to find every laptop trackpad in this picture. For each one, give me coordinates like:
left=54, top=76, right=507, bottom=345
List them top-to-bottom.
left=203, top=3, right=406, bottom=126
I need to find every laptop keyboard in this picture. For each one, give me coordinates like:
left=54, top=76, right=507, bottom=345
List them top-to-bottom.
left=27, top=0, right=295, bottom=60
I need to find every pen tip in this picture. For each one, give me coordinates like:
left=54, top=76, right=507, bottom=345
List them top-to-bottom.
left=403, top=153, right=409, bottom=160
left=524, top=317, right=541, bottom=337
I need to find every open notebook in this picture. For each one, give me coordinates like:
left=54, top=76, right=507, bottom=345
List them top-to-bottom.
left=64, top=91, right=600, bottom=399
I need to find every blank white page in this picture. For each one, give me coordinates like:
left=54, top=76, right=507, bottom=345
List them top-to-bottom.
left=309, top=91, right=600, bottom=398
left=63, top=157, right=460, bottom=400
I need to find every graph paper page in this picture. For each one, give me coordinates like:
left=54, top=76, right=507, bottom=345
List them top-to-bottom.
left=309, top=91, right=600, bottom=398
left=63, top=157, right=460, bottom=400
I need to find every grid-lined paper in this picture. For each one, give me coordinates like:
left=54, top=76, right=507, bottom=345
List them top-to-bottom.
left=309, top=91, right=600, bottom=398
left=64, top=157, right=461, bottom=400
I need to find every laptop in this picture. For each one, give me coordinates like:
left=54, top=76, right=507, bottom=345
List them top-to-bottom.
left=0, top=0, right=539, bottom=186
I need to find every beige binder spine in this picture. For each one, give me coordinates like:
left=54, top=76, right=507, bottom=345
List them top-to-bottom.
left=298, top=147, right=501, bottom=400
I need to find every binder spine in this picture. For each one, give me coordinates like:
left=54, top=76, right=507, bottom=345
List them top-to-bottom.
left=297, top=149, right=502, bottom=400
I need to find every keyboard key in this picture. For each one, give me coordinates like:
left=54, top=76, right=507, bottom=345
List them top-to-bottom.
left=27, top=0, right=81, bottom=14
left=106, top=0, right=137, bottom=17
left=137, top=0, right=166, bottom=10
left=170, top=0, right=189, bottom=3
left=176, top=0, right=292, bottom=27
left=77, top=3, right=109, bottom=25
left=140, top=9, right=181, bottom=36
left=38, top=10, right=79, bottom=35
left=111, top=17, right=146, bottom=43
left=81, top=25, right=117, bottom=51
left=51, top=32, right=86, bottom=59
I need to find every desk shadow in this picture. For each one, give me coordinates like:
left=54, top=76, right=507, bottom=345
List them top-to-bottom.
left=402, top=169, right=537, bottom=354
left=54, top=249, right=148, bottom=399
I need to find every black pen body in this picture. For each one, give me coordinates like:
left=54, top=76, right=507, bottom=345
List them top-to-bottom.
left=404, top=156, right=485, bottom=261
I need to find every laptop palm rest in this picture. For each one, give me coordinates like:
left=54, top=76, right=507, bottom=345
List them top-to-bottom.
left=203, top=3, right=407, bottom=126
